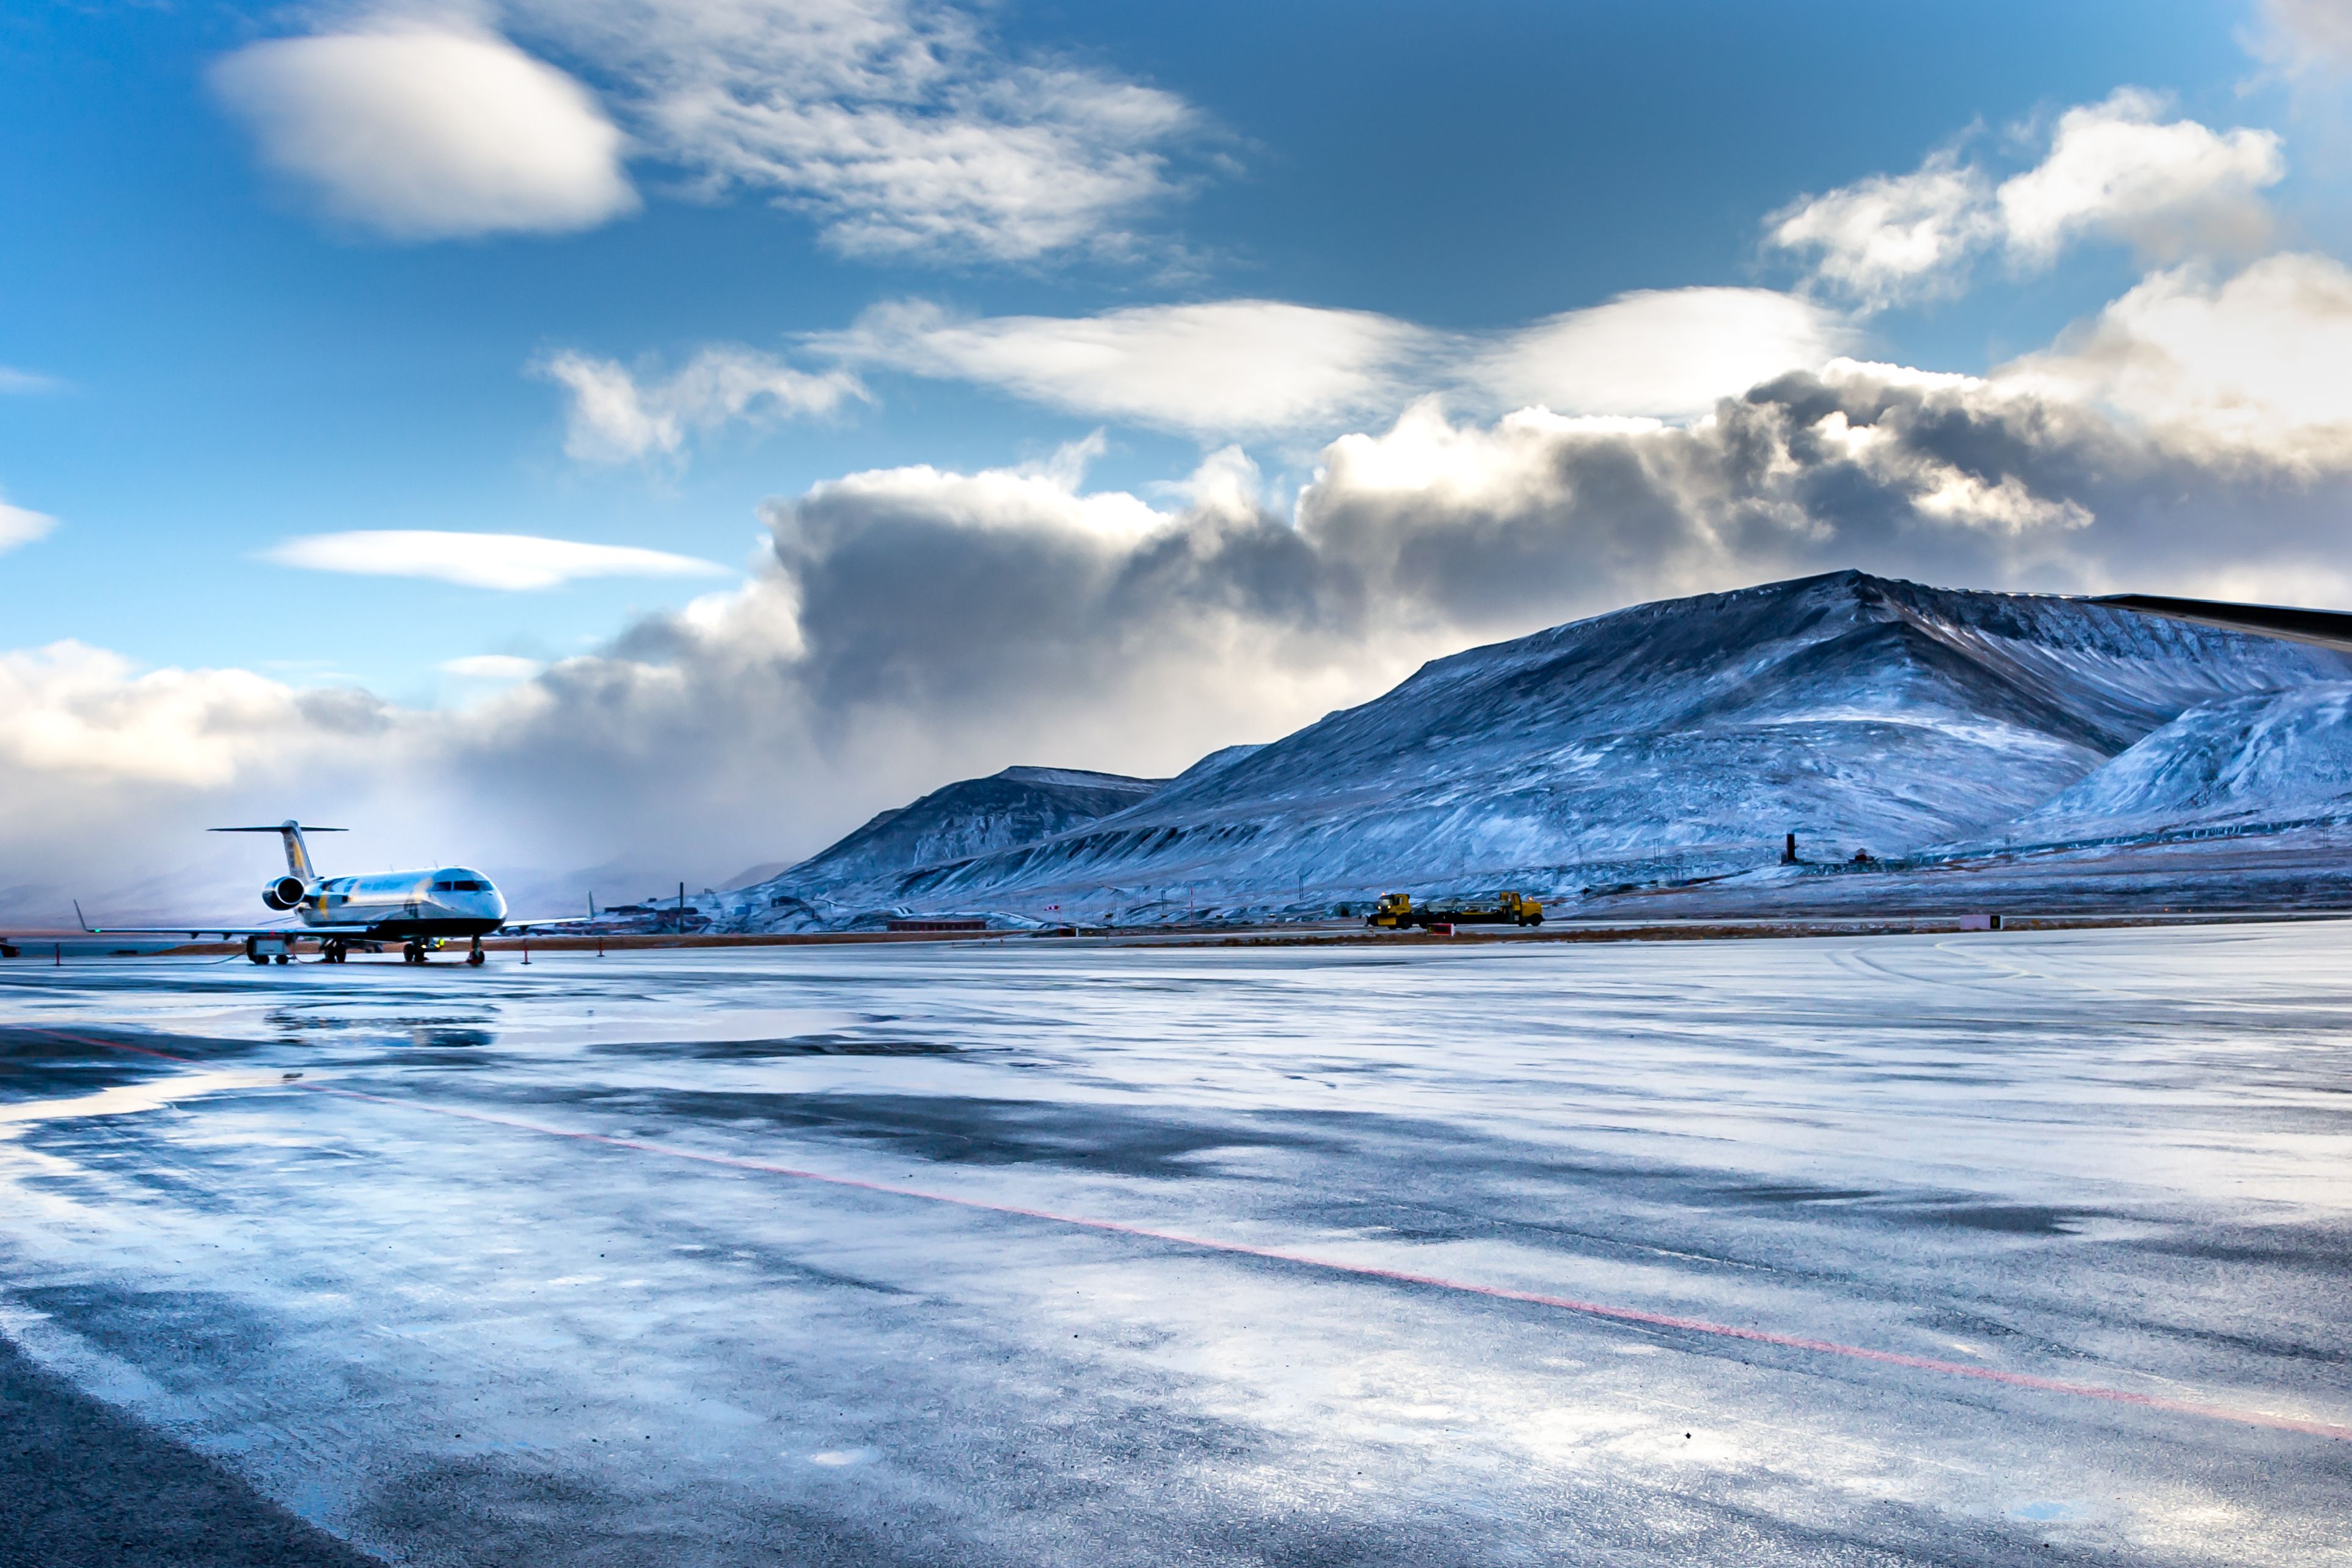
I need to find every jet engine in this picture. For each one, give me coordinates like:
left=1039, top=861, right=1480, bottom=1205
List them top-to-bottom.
left=262, top=875, right=307, bottom=911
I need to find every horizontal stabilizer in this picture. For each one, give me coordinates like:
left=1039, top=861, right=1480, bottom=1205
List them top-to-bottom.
left=210, top=820, right=345, bottom=879
left=210, top=825, right=348, bottom=833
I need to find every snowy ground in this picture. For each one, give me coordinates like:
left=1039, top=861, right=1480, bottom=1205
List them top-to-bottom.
left=2, top=930, right=2348, bottom=1566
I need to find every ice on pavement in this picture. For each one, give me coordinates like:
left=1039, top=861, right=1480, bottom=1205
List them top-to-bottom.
left=2, top=928, right=2348, bottom=1564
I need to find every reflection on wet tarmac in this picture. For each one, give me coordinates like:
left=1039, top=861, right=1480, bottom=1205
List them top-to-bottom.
left=3, top=927, right=2350, bottom=1565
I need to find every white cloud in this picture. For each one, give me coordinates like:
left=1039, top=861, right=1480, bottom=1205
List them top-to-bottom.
left=507, top=0, right=1202, bottom=262
left=2255, top=0, right=2352, bottom=71
left=210, top=22, right=638, bottom=241
left=1996, top=90, right=2283, bottom=264
left=1770, top=91, right=2284, bottom=307
left=1766, top=153, right=1996, bottom=310
left=1999, top=252, right=2352, bottom=465
left=791, top=287, right=1841, bottom=442
left=1466, top=288, right=1853, bottom=420
left=811, top=299, right=1438, bottom=437
left=539, top=347, right=864, bottom=461
left=0, top=367, right=59, bottom=395
left=0, top=501, right=55, bottom=555
left=261, top=530, right=729, bottom=590
left=0, top=641, right=393, bottom=789
left=440, top=654, right=547, bottom=680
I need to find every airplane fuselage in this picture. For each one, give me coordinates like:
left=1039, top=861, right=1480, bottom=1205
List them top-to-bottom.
left=298, top=868, right=508, bottom=939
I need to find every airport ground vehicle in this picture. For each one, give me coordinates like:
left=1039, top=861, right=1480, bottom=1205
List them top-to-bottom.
left=1366, top=891, right=1544, bottom=928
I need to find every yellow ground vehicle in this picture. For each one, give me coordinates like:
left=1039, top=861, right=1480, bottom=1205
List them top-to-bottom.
left=1366, top=891, right=1544, bottom=928
left=1491, top=891, right=1544, bottom=925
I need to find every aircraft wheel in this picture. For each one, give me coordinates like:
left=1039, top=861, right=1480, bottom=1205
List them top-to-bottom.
left=467, top=949, right=485, bottom=967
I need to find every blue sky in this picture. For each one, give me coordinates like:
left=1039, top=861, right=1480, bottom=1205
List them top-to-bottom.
left=0, top=0, right=2294, bottom=690
left=5, top=0, right=2352, bottom=900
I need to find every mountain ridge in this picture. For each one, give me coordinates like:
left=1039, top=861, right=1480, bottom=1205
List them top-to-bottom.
left=726, top=571, right=2352, bottom=926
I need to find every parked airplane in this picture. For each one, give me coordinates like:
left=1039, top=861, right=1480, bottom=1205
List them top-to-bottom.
left=78, top=821, right=562, bottom=966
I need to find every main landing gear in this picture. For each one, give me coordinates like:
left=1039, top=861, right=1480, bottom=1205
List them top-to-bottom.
left=321, top=939, right=349, bottom=964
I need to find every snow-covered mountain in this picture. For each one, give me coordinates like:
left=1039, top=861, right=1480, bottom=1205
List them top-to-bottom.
left=726, top=572, right=2352, bottom=925
left=1997, top=682, right=2352, bottom=845
left=735, top=765, right=1164, bottom=927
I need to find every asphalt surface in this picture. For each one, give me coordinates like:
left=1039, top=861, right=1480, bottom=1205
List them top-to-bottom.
left=1, top=928, right=2348, bottom=1565
left=0, top=1331, right=385, bottom=1568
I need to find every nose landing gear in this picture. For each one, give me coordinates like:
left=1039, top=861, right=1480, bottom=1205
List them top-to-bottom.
left=467, top=937, right=486, bottom=966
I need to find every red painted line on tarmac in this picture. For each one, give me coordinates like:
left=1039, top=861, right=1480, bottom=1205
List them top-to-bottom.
left=32, top=1028, right=2352, bottom=1444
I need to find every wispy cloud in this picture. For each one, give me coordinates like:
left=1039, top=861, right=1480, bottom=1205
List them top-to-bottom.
left=513, top=0, right=1204, bottom=263
left=2252, top=0, right=2352, bottom=73
left=211, top=1, right=1209, bottom=262
left=629, top=286, right=1847, bottom=448
left=807, top=299, right=1440, bottom=439
left=537, top=347, right=864, bottom=462
left=0, top=366, right=60, bottom=395
left=0, top=501, right=56, bottom=555
left=261, top=530, right=729, bottom=591
left=440, top=654, right=547, bottom=680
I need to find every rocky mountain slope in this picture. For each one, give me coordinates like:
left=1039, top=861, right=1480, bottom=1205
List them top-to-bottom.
left=725, top=572, right=2352, bottom=926
left=1996, top=682, right=2352, bottom=845
left=736, top=765, right=1163, bottom=925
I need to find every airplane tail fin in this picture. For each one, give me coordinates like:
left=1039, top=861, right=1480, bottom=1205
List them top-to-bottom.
left=211, top=821, right=348, bottom=880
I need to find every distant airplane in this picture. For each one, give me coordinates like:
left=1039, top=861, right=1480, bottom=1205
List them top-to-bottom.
left=2092, top=593, right=2352, bottom=653
left=77, top=821, right=571, bottom=966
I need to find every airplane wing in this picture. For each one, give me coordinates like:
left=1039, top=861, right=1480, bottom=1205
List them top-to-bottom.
left=2092, top=593, right=2352, bottom=654
left=497, top=893, right=699, bottom=935
left=69, top=903, right=374, bottom=941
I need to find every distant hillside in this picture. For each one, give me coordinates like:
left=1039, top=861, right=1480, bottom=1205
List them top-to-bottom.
left=725, top=571, right=2352, bottom=927
left=1998, top=682, right=2352, bottom=845
left=735, top=766, right=1164, bottom=919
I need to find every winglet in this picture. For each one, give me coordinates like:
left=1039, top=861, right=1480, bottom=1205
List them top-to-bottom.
left=73, top=900, right=94, bottom=933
